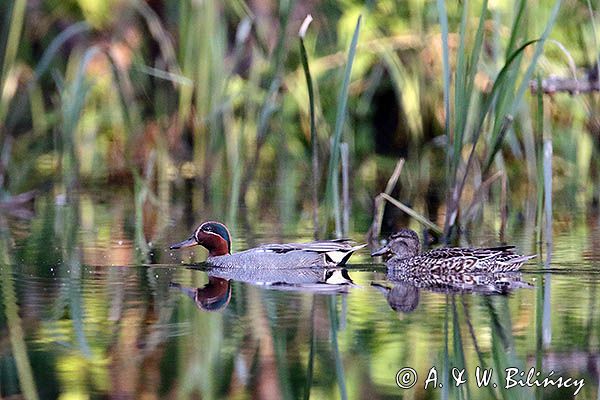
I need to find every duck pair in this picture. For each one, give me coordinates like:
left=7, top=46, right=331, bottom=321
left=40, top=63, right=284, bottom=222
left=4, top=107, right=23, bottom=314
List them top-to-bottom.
left=170, top=222, right=534, bottom=273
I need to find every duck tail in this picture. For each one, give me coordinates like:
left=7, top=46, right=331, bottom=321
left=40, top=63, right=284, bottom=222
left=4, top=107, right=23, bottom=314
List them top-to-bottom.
left=332, top=243, right=367, bottom=266
left=506, top=254, right=537, bottom=264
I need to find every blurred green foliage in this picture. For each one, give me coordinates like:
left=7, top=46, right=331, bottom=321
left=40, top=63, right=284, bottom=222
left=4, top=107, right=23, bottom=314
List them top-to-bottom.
left=0, top=0, right=598, bottom=235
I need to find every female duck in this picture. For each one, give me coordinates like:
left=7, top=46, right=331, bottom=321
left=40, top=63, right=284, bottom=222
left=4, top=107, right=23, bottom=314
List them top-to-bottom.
left=170, top=221, right=365, bottom=268
left=371, top=228, right=534, bottom=274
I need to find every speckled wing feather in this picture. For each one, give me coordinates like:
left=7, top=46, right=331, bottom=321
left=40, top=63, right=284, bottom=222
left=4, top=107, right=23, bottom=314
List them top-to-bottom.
left=391, top=246, right=534, bottom=274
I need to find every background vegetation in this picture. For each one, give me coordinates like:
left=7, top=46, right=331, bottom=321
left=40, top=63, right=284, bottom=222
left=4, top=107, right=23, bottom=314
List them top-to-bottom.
left=0, top=0, right=598, bottom=242
left=1, top=1, right=600, bottom=399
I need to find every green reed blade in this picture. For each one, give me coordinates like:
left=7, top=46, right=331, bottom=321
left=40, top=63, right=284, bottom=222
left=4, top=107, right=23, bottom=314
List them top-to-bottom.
left=0, top=0, right=26, bottom=124
left=436, top=0, right=451, bottom=180
left=451, top=0, right=489, bottom=188
left=452, top=0, right=470, bottom=183
left=466, top=0, right=488, bottom=101
left=506, top=0, right=527, bottom=57
left=511, top=0, right=562, bottom=116
left=587, top=0, right=599, bottom=71
left=299, top=15, right=320, bottom=239
left=325, top=15, right=361, bottom=231
left=33, top=22, right=90, bottom=81
left=60, top=46, right=101, bottom=191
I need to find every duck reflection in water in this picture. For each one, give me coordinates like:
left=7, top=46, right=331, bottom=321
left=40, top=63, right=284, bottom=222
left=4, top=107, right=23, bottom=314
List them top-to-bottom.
left=204, top=265, right=355, bottom=290
left=171, top=267, right=356, bottom=311
left=372, top=271, right=532, bottom=314
left=170, top=277, right=232, bottom=312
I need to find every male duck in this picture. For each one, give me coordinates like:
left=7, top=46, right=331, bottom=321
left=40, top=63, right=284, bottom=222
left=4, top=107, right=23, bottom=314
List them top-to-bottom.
left=170, top=221, right=365, bottom=268
left=371, top=228, right=535, bottom=274
left=170, top=277, right=232, bottom=312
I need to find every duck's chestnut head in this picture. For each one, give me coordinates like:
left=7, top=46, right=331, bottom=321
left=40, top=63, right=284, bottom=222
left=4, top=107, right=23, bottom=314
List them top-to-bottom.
left=170, top=221, right=232, bottom=257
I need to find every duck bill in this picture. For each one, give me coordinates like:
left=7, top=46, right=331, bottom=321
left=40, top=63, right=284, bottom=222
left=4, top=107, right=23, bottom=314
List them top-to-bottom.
left=170, top=237, right=197, bottom=250
left=371, top=245, right=390, bottom=257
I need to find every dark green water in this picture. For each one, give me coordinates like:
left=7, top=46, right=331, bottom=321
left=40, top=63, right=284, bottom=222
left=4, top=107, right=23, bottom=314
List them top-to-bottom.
left=1, top=193, right=599, bottom=399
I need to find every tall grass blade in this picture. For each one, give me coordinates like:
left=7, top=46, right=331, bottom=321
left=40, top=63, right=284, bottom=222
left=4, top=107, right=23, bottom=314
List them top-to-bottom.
left=0, top=0, right=26, bottom=125
left=133, top=0, right=181, bottom=76
left=436, top=0, right=451, bottom=159
left=437, top=0, right=452, bottom=180
left=445, top=0, right=489, bottom=235
left=451, top=0, right=470, bottom=184
left=506, top=0, right=527, bottom=56
left=510, top=0, right=562, bottom=115
left=586, top=0, right=599, bottom=72
left=299, top=15, right=320, bottom=239
left=325, top=15, right=361, bottom=232
left=33, top=22, right=90, bottom=81
left=60, top=46, right=101, bottom=193
left=341, top=143, right=350, bottom=236
left=332, top=149, right=342, bottom=238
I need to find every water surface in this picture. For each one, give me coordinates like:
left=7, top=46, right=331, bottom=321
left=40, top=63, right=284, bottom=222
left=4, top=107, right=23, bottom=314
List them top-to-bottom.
left=1, top=193, right=598, bottom=399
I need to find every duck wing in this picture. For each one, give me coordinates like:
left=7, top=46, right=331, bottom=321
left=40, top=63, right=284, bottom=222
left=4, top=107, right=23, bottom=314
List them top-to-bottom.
left=259, top=239, right=366, bottom=265
left=260, top=239, right=356, bottom=252
left=423, top=246, right=514, bottom=259
left=419, top=247, right=534, bottom=273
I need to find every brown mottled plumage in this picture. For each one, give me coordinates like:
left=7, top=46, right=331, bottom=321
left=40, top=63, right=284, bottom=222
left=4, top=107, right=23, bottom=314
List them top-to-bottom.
left=372, top=228, right=535, bottom=273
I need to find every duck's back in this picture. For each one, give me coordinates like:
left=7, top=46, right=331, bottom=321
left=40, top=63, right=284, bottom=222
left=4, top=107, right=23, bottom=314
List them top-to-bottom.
left=207, top=239, right=364, bottom=269
left=389, top=246, right=533, bottom=274
left=207, top=248, right=327, bottom=269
